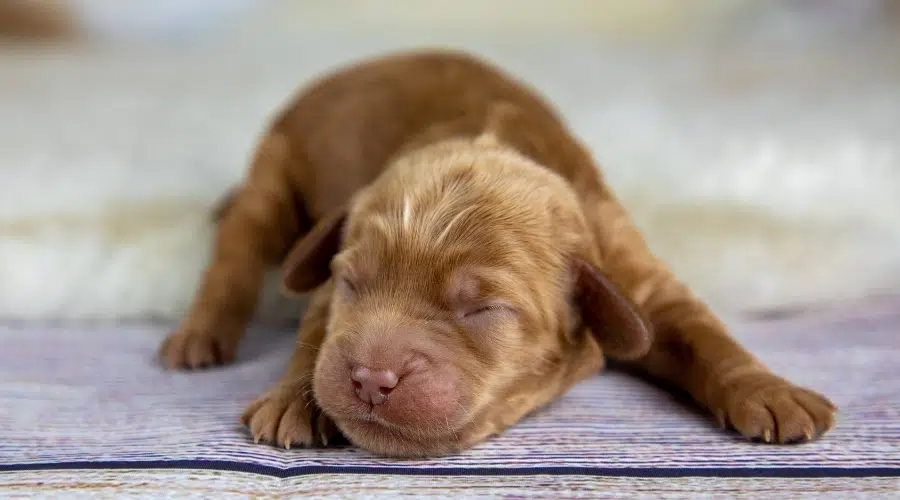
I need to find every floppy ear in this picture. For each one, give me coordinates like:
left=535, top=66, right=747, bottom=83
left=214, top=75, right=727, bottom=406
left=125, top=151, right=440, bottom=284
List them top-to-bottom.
left=281, top=207, right=347, bottom=296
left=572, top=258, right=653, bottom=360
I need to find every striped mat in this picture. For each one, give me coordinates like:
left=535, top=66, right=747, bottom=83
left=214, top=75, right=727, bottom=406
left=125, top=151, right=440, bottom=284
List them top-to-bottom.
left=1, top=299, right=898, bottom=498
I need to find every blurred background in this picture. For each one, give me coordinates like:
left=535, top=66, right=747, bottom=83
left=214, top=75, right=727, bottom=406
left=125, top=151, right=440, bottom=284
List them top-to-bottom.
left=0, top=0, right=898, bottom=323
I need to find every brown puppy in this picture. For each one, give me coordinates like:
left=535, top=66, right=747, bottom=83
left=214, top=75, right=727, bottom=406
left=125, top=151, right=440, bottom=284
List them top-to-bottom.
left=158, top=49, right=836, bottom=457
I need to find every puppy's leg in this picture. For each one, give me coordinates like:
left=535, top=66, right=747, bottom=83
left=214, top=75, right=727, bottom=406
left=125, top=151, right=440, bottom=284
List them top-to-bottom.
left=159, top=132, right=303, bottom=369
left=587, top=189, right=836, bottom=443
left=241, top=281, right=340, bottom=448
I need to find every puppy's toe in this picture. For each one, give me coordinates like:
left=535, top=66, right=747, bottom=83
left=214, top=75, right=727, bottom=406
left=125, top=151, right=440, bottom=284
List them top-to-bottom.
left=158, top=327, right=236, bottom=370
left=721, top=374, right=836, bottom=444
left=241, top=384, right=322, bottom=449
left=792, top=388, right=838, bottom=436
left=726, top=398, right=775, bottom=442
left=275, top=400, right=316, bottom=449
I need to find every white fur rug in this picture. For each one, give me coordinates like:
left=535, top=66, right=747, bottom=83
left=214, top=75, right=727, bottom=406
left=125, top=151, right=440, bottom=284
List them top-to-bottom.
left=1, top=22, right=898, bottom=322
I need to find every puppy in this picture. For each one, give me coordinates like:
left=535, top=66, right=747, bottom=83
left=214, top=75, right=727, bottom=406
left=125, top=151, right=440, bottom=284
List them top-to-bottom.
left=158, top=49, right=836, bottom=457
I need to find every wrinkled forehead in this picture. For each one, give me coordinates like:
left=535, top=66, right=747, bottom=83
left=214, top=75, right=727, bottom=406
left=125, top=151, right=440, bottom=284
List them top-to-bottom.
left=347, top=140, right=578, bottom=240
left=342, top=152, right=568, bottom=272
left=344, top=180, right=528, bottom=272
left=339, top=198, right=554, bottom=310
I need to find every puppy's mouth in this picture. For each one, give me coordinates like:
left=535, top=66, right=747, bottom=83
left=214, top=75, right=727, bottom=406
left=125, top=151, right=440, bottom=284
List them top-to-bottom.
left=314, top=353, right=472, bottom=454
left=333, top=372, right=467, bottom=431
left=335, top=405, right=470, bottom=457
left=352, top=405, right=402, bottom=428
left=345, top=412, right=407, bottom=438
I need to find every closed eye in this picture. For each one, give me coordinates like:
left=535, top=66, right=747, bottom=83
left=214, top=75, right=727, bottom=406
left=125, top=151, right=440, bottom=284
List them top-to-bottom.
left=338, top=276, right=358, bottom=295
left=462, top=304, right=512, bottom=318
left=464, top=306, right=497, bottom=317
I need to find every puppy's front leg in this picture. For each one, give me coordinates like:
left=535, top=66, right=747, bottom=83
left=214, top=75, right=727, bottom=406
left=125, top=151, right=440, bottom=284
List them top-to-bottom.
left=159, top=132, right=302, bottom=369
left=587, top=191, right=836, bottom=443
left=241, top=281, right=340, bottom=448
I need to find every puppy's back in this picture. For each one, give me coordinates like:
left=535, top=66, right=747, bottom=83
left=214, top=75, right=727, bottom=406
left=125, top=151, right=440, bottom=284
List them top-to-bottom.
left=273, top=50, right=599, bottom=219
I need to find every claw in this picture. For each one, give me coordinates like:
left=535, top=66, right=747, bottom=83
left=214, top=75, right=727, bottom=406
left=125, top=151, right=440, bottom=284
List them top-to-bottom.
left=762, top=430, right=772, bottom=443
left=284, top=440, right=291, bottom=450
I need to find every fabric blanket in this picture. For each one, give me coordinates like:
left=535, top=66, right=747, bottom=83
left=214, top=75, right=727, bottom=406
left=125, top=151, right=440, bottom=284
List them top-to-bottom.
left=1, top=298, right=898, bottom=497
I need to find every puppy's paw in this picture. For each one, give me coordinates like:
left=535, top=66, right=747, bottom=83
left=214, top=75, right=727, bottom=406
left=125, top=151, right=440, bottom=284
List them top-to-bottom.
left=158, top=326, right=237, bottom=370
left=716, top=372, right=837, bottom=444
left=241, top=383, right=341, bottom=449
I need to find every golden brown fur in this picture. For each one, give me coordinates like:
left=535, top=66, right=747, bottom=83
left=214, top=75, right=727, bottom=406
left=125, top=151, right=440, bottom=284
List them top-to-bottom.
left=158, top=49, right=836, bottom=457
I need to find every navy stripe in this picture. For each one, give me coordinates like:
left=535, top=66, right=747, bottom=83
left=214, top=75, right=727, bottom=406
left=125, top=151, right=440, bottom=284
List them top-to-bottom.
left=1, top=461, right=898, bottom=478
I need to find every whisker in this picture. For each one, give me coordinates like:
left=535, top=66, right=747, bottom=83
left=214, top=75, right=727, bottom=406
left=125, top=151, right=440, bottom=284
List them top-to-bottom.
left=294, top=341, right=321, bottom=352
left=281, top=373, right=314, bottom=390
left=445, top=415, right=462, bottom=449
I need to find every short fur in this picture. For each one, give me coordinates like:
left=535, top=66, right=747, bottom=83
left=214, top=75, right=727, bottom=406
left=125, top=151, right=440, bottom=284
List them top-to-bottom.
left=159, top=49, right=836, bottom=457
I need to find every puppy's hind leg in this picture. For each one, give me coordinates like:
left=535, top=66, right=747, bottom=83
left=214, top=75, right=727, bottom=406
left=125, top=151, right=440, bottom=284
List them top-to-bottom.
left=159, top=131, right=305, bottom=369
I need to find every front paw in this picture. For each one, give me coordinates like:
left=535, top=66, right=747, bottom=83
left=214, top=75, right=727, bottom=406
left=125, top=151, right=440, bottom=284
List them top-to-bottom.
left=158, top=325, right=239, bottom=370
left=716, top=372, right=836, bottom=444
left=240, top=382, right=341, bottom=449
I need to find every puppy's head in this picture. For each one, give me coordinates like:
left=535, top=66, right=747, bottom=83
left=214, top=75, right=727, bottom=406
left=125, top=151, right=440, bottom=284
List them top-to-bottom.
left=282, top=135, right=651, bottom=457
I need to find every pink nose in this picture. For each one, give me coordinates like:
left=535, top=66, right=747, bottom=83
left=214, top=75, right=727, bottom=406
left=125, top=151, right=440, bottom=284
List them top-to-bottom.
left=351, top=366, right=399, bottom=405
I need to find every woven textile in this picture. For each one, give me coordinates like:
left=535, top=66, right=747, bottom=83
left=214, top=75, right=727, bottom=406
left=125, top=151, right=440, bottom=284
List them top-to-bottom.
left=1, top=299, right=898, bottom=497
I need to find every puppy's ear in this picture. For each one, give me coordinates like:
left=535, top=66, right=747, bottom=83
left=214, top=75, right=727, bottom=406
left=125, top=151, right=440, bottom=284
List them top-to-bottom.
left=281, top=207, right=347, bottom=296
left=573, top=258, right=653, bottom=360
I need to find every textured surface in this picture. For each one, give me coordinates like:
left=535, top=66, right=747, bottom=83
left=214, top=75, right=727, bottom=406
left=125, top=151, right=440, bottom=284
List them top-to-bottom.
left=1, top=299, right=898, bottom=496
left=3, top=470, right=900, bottom=499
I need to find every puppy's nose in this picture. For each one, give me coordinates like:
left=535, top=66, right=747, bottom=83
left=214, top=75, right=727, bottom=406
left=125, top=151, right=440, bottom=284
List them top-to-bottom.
left=351, top=366, right=399, bottom=405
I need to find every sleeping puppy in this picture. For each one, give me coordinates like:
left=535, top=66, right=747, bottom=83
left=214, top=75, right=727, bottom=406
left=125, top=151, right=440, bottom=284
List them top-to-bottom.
left=158, top=49, right=836, bottom=457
